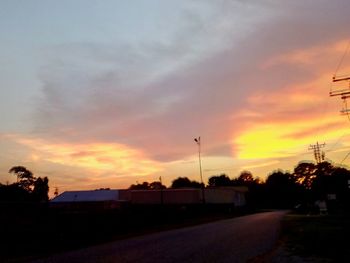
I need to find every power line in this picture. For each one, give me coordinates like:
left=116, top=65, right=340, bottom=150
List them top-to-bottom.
left=334, top=39, right=350, bottom=78
left=326, top=132, right=348, bottom=153
left=340, top=151, right=350, bottom=165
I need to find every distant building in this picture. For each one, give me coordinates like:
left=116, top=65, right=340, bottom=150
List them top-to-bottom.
left=50, top=187, right=248, bottom=210
left=123, top=187, right=247, bottom=206
left=50, top=189, right=125, bottom=210
left=51, top=189, right=119, bottom=202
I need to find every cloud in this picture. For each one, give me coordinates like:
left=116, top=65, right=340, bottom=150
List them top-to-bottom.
left=31, top=1, right=350, bottom=166
left=232, top=37, right=350, bottom=161
left=284, top=121, right=346, bottom=140
left=7, top=134, right=161, bottom=178
left=241, top=160, right=280, bottom=171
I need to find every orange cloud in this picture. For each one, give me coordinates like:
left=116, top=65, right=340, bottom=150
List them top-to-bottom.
left=262, top=39, right=350, bottom=68
left=233, top=40, right=350, bottom=161
left=234, top=116, right=348, bottom=160
left=8, top=135, right=162, bottom=178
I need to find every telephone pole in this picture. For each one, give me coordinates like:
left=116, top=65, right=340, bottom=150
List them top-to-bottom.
left=330, top=75, right=350, bottom=115
left=194, top=136, right=205, bottom=204
left=308, top=142, right=326, bottom=164
left=159, top=176, right=164, bottom=205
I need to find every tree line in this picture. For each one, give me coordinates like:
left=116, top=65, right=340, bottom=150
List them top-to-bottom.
left=130, top=161, right=350, bottom=209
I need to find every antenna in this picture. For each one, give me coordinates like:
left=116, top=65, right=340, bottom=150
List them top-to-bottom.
left=308, top=142, right=326, bottom=164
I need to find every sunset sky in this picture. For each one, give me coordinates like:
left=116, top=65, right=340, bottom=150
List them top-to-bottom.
left=2, top=1, right=350, bottom=196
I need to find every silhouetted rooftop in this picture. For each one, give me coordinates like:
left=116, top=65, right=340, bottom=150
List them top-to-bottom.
left=51, top=189, right=119, bottom=202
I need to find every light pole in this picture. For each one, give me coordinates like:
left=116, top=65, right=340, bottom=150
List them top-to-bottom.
left=194, top=136, right=205, bottom=204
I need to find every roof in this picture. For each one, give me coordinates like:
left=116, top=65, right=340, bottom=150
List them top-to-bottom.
left=51, top=189, right=119, bottom=202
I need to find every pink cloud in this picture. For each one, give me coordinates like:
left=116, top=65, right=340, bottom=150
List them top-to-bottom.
left=31, top=1, right=350, bottom=166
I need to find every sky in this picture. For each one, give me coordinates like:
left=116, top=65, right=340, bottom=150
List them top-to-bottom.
left=2, top=0, right=350, bottom=196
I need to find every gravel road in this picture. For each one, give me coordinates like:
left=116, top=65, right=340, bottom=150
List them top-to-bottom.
left=32, top=211, right=287, bottom=263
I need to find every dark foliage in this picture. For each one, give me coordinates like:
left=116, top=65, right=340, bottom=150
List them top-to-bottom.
left=293, top=162, right=317, bottom=189
left=1, top=166, right=49, bottom=203
left=9, top=166, right=35, bottom=192
left=264, top=170, right=305, bottom=208
left=232, top=171, right=258, bottom=187
left=208, top=174, right=232, bottom=187
left=32, top=177, right=49, bottom=202
left=171, top=177, right=203, bottom=188
left=129, top=181, right=166, bottom=190
left=149, top=181, right=166, bottom=189
left=129, top=182, right=151, bottom=190
left=0, top=184, right=31, bottom=202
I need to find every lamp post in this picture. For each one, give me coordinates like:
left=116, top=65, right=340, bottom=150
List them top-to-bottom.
left=194, top=136, right=205, bottom=204
left=159, top=176, right=164, bottom=206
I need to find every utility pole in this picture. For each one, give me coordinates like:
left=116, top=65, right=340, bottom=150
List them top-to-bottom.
left=330, top=75, right=350, bottom=115
left=194, top=137, right=205, bottom=204
left=309, top=142, right=326, bottom=164
left=159, top=176, right=164, bottom=206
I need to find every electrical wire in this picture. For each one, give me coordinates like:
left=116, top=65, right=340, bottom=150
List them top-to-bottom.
left=334, top=39, right=350, bottom=78
left=328, top=40, right=350, bottom=164
left=327, top=131, right=348, bottom=153
left=340, top=151, right=350, bottom=165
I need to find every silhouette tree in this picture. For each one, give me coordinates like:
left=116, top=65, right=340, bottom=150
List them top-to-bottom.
left=315, top=161, right=334, bottom=177
left=293, top=162, right=317, bottom=189
left=311, top=164, right=350, bottom=205
left=2, top=166, right=50, bottom=202
left=9, top=166, right=35, bottom=192
left=329, top=167, right=350, bottom=205
left=232, top=170, right=257, bottom=187
left=265, top=170, right=304, bottom=208
left=238, top=171, right=254, bottom=182
left=208, top=174, right=232, bottom=187
left=32, top=177, right=49, bottom=202
left=171, top=177, right=203, bottom=188
left=129, top=181, right=166, bottom=190
left=149, top=181, right=166, bottom=189
left=129, top=182, right=150, bottom=190
left=0, top=183, right=30, bottom=202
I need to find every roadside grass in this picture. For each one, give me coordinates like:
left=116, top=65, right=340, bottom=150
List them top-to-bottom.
left=280, top=211, right=350, bottom=261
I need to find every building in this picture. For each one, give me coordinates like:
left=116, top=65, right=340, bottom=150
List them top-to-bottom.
left=50, top=187, right=248, bottom=210
left=50, top=189, right=124, bottom=210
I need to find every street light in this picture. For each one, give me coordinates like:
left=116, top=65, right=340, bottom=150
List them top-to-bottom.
left=194, top=136, right=205, bottom=204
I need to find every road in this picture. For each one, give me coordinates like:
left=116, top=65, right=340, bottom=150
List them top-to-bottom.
left=32, top=211, right=287, bottom=263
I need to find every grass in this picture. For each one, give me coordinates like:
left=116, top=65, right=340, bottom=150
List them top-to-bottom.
left=279, top=211, right=350, bottom=261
